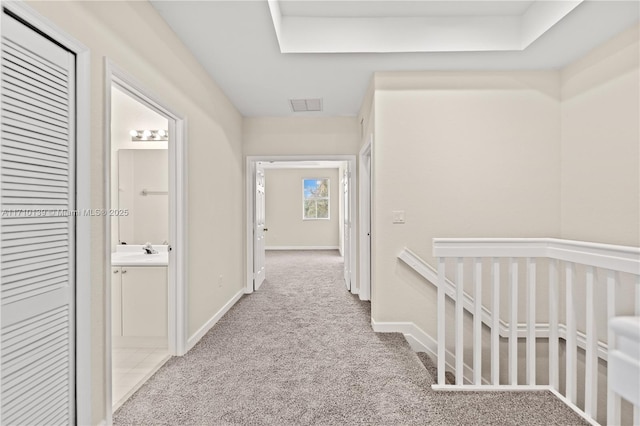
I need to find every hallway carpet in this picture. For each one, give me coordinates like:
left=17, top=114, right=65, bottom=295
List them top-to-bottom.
left=114, top=250, right=586, bottom=425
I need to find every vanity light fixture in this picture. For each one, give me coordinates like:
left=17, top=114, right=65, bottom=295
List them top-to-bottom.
left=130, top=129, right=169, bottom=141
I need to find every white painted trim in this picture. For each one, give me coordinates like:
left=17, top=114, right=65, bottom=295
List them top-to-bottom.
left=1, top=2, right=92, bottom=424
left=104, top=60, right=188, bottom=422
left=358, top=137, right=372, bottom=301
left=246, top=155, right=357, bottom=295
left=245, top=158, right=255, bottom=293
left=433, top=238, right=640, bottom=275
left=266, top=246, right=340, bottom=251
left=399, top=247, right=612, bottom=361
left=186, top=289, right=244, bottom=352
left=370, top=320, right=486, bottom=385
left=432, top=385, right=551, bottom=392
left=549, top=388, right=601, bottom=426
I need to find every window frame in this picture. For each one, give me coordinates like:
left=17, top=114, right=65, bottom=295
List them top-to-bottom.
left=302, top=178, right=330, bottom=220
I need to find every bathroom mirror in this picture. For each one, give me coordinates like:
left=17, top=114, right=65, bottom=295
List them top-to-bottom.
left=117, top=149, right=168, bottom=245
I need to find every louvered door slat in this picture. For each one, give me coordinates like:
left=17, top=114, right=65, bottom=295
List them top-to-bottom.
left=1, top=11, right=75, bottom=424
left=2, top=38, right=67, bottom=81
left=2, top=54, right=68, bottom=94
left=1, top=66, right=67, bottom=104
left=1, top=78, right=68, bottom=115
left=3, top=89, right=67, bottom=122
left=3, top=97, right=68, bottom=129
left=3, top=111, right=68, bottom=138
left=3, top=127, right=69, bottom=149
left=2, top=129, right=69, bottom=155
left=3, top=141, right=69, bottom=163
left=2, top=153, right=67, bottom=172
left=2, top=160, right=69, bottom=179
left=3, top=173, right=69, bottom=188
left=3, top=182, right=68, bottom=194
left=2, top=220, right=69, bottom=233
left=2, top=233, right=68, bottom=248
left=2, top=364, right=66, bottom=411
left=3, top=370, right=67, bottom=421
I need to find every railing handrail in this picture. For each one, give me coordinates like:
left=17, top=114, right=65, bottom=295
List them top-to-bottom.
left=433, top=238, right=640, bottom=275
left=398, top=247, right=610, bottom=359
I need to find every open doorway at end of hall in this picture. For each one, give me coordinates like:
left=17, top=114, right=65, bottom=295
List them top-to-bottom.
left=246, top=156, right=357, bottom=295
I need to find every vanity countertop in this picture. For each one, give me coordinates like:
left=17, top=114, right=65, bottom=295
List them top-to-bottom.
left=111, top=245, right=169, bottom=266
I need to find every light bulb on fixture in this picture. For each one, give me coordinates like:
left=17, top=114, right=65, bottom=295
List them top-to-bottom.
left=157, top=129, right=167, bottom=138
left=129, top=130, right=138, bottom=137
left=142, top=130, right=152, bottom=138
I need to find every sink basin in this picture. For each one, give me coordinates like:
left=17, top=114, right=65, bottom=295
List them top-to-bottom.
left=112, top=245, right=169, bottom=266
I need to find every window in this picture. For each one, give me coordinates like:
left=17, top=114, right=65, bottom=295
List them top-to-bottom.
left=303, top=178, right=330, bottom=219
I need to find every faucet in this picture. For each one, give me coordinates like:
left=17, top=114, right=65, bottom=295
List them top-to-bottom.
left=142, top=242, right=158, bottom=255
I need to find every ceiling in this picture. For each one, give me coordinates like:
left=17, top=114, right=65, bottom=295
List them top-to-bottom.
left=150, top=1, right=639, bottom=117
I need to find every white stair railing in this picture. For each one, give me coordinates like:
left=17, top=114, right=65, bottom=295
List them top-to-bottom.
left=432, top=238, right=640, bottom=426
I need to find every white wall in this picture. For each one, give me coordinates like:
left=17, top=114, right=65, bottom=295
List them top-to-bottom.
left=26, top=2, right=245, bottom=423
left=561, top=24, right=639, bottom=247
left=372, top=71, right=562, bottom=333
left=243, top=117, right=360, bottom=156
left=264, top=168, right=340, bottom=249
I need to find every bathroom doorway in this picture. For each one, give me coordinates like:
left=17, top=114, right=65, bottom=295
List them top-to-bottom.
left=105, top=62, right=187, bottom=416
left=109, top=85, right=170, bottom=410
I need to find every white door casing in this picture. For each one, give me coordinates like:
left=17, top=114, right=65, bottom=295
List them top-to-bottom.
left=1, top=12, right=76, bottom=424
left=359, top=138, right=372, bottom=301
left=343, top=165, right=351, bottom=290
left=254, top=167, right=266, bottom=290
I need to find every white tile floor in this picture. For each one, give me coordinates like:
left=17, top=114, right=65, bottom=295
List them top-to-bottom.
left=112, top=346, right=170, bottom=410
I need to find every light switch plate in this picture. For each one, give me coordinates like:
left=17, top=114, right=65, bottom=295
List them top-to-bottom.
left=392, top=210, right=405, bottom=224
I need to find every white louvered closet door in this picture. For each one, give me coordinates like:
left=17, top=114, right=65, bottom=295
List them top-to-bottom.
left=1, top=12, right=76, bottom=426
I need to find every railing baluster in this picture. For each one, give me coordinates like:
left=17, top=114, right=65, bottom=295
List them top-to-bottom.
left=437, top=257, right=446, bottom=386
left=491, top=257, right=500, bottom=385
left=527, top=257, right=536, bottom=385
left=455, top=258, right=464, bottom=385
left=473, top=258, right=482, bottom=385
left=509, top=258, right=518, bottom=385
left=549, top=259, right=559, bottom=390
left=566, top=262, right=577, bottom=404
left=584, top=266, right=597, bottom=419
left=606, top=270, right=620, bottom=426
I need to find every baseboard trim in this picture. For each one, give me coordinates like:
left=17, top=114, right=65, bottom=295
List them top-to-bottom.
left=266, top=246, right=340, bottom=251
left=186, top=289, right=244, bottom=352
left=371, top=319, right=485, bottom=385
left=112, top=336, right=167, bottom=349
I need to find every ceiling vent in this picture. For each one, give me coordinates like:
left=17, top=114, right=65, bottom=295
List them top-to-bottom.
left=289, top=98, right=323, bottom=112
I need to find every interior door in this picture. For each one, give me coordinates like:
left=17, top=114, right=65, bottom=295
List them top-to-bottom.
left=1, top=11, right=76, bottom=424
left=343, top=166, right=351, bottom=290
left=253, top=167, right=266, bottom=290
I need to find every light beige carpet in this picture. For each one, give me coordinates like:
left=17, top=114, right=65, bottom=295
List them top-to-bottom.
left=114, top=250, right=587, bottom=425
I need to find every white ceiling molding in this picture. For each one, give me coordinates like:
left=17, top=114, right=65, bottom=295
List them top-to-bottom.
left=268, top=0, right=583, bottom=53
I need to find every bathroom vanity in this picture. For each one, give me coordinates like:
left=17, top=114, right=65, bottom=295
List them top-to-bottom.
left=111, top=245, right=168, bottom=344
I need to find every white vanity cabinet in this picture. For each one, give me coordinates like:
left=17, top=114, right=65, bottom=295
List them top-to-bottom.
left=112, top=266, right=167, bottom=338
